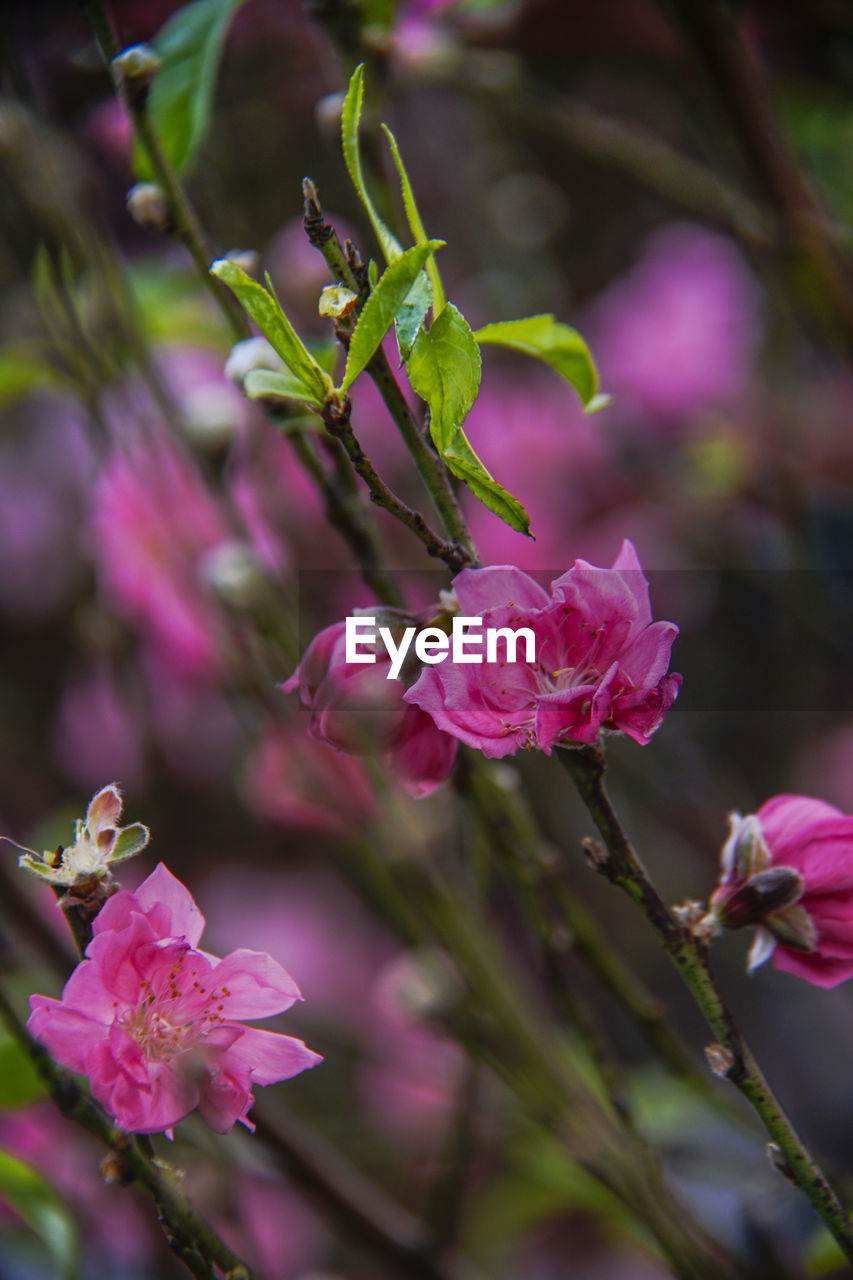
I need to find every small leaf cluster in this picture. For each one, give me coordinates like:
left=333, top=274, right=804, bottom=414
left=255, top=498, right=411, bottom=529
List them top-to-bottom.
left=215, top=64, right=604, bottom=537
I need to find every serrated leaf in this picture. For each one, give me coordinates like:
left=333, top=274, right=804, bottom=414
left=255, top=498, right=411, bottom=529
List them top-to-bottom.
left=134, top=0, right=246, bottom=178
left=341, top=65, right=401, bottom=264
left=382, top=124, right=446, bottom=315
left=342, top=241, right=442, bottom=391
left=211, top=260, right=331, bottom=403
left=394, top=275, right=432, bottom=360
left=407, top=303, right=481, bottom=451
left=475, top=315, right=601, bottom=409
left=244, top=368, right=323, bottom=408
left=444, top=432, right=531, bottom=536
left=0, top=1035, right=47, bottom=1108
left=0, top=1147, right=79, bottom=1279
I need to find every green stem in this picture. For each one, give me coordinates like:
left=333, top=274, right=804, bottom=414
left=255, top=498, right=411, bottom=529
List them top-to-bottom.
left=79, top=0, right=247, bottom=342
left=303, top=179, right=478, bottom=566
left=321, top=395, right=471, bottom=572
left=288, top=422, right=403, bottom=606
left=559, top=744, right=853, bottom=1262
left=463, top=757, right=705, bottom=1089
left=0, top=985, right=258, bottom=1280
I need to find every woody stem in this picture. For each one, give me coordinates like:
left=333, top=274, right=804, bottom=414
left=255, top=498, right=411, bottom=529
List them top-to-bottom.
left=559, top=743, right=853, bottom=1262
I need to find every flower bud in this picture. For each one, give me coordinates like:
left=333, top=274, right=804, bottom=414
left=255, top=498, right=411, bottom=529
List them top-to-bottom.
left=111, top=44, right=161, bottom=107
left=126, top=182, right=171, bottom=233
left=222, top=248, right=260, bottom=277
left=224, top=336, right=285, bottom=386
left=181, top=384, right=239, bottom=452
left=201, top=541, right=268, bottom=611
left=711, top=865, right=805, bottom=930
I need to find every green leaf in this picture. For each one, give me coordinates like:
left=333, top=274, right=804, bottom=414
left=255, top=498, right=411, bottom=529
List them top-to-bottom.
left=134, top=0, right=246, bottom=178
left=341, top=65, right=401, bottom=264
left=381, top=124, right=446, bottom=316
left=342, top=241, right=443, bottom=391
left=210, top=260, right=331, bottom=403
left=394, top=275, right=432, bottom=361
left=407, top=303, right=481, bottom=452
left=475, top=315, right=601, bottom=409
left=244, top=368, right=324, bottom=409
left=444, top=433, right=531, bottom=536
left=110, top=823, right=150, bottom=863
left=0, top=1035, right=47, bottom=1109
left=0, top=1147, right=79, bottom=1279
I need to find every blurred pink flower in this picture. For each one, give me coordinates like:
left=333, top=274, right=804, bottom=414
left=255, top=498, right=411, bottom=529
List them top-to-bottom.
left=591, top=223, right=759, bottom=422
left=92, top=432, right=231, bottom=677
left=405, top=540, right=681, bottom=758
left=284, top=620, right=458, bottom=796
left=52, top=662, right=147, bottom=792
left=244, top=722, right=376, bottom=837
left=734, top=795, right=853, bottom=988
left=28, top=863, right=321, bottom=1134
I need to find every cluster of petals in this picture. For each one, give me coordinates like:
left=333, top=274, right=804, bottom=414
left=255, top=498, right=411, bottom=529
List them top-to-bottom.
left=404, top=540, right=681, bottom=758
left=283, top=620, right=458, bottom=798
left=738, top=796, right=853, bottom=988
left=28, top=864, right=321, bottom=1134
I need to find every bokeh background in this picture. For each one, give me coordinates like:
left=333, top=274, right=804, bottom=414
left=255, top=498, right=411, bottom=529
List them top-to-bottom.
left=2, top=0, right=853, bottom=1276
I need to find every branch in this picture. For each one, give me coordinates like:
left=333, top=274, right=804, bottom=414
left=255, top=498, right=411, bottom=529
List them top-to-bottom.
left=303, top=180, right=479, bottom=566
left=321, top=394, right=472, bottom=573
left=558, top=744, right=853, bottom=1262
left=0, top=984, right=258, bottom=1280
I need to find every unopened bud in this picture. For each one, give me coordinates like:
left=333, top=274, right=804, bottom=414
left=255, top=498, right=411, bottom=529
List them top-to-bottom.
left=112, top=44, right=161, bottom=106
left=315, top=92, right=345, bottom=145
left=126, top=182, right=171, bottom=233
left=222, top=248, right=260, bottom=277
left=224, top=336, right=285, bottom=386
left=181, top=384, right=239, bottom=452
left=201, top=542, right=268, bottom=611
left=720, top=812, right=771, bottom=881
left=711, top=865, right=804, bottom=930
left=704, top=1042, right=736, bottom=1079
left=99, top=1152, right=127, bottom=1185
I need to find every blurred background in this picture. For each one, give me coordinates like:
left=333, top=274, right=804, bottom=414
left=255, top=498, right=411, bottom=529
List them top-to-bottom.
left=2, top=0, right=853, bottom=1276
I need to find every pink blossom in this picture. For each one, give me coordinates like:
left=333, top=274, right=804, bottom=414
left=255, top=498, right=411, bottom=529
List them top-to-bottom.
left=591, top=223, right=759, bottom=422
left=91, top=432, right=231, bottom=677
left=404, top=541, right=681, bottom=758
left=283, top=620, right=458, bottom=797
left=243, top=723, right=376, bottom=837
left=744, top=796, right=853, bottom=988
left=27, top=864, right=321, bottom=1134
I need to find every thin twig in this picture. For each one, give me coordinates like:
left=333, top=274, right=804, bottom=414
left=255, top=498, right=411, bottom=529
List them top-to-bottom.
left=78, top=0, right=247, bottom=342
left=303, top=179, right=479, bottom=565
left=322, top=394, right=472, bottom=572
left=559, top=743, right=853, bottom=1262
left=0, top=984, right=258, bottom=1280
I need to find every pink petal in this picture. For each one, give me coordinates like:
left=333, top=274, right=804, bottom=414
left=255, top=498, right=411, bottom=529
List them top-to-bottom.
left=452, top=566, right=549, bottom=616
left=618, top=620, right=680, bottom=688
left=391, top=707, right=458, bottom=797
left=757, top=795, right=845, bottom=863
left=135, top=863, right=206, bottom=947
left=771, top=946, right=853, bottom=989
left=210, top=949, right=302, bottom=1018
left=60, top=958, right=117, bottom=1022
left=27, top=998, right=108, bottom=1074
left=223, top=1026, right=323, bottom=1085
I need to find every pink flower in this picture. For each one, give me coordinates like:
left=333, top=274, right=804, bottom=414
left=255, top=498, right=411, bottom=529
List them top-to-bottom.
left=591, top=223, right=759, bottom=423
left=92, top=432, right=231, bottom=677
left=404, top=541, right=681, bottom=758
left=283, top=620, right=458, bottom=797
left=243, top=723, right=376, bottom=837
left=713, top=796, right=853, bottom=988
left=27, top=864, right=321, bottom=1134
